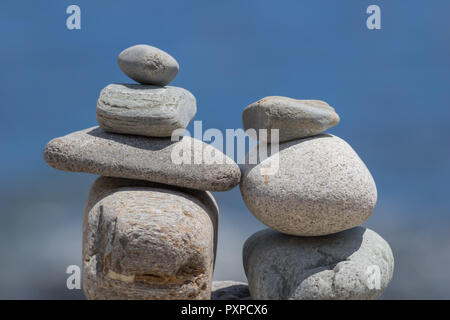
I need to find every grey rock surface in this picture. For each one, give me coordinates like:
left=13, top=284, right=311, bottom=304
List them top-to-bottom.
left=118, top=44, right=179, bottom=86
left=97, top=84, right=196, bottom=137
left=242, top=97, right=340, bottom=142
left=43, top=127, right=240, bottom=191
left=240, top=134, right=377, bottom=236
left=83, top=177, right=218, bottom=300
left=243, top=227, right=394, bottom=300
left=211, top=281, right=251, bottom=300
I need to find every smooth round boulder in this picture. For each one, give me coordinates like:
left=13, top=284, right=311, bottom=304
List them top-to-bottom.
left=118, top=44, right=179, bottom=86
left=97, top=84, right=196, bottom=137
left=242, top=97, right=340, bottom=143
left=240, top=134, right=377, bottom=236
left=82, top=177, right=218, bottom=300
left=243, top=227, right=394, bottom=300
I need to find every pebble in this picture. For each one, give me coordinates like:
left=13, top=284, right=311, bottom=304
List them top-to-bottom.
left=118, top=44, right=179, bottom=86
left=97, top=84, right=196, bottom=137
left=242, top=97, right=340, bottom=142
left=43, top=127, right=241, bottom=191
left=240, top=134, right=377, bottom=236
left=83, top=177, right=218, bottom=300
left=243, top=227, right=394, bottom=300
left=211, top=281, right=251, bottom=300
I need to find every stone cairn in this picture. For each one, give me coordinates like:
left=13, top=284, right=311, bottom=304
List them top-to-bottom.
left=44, top=44, right=394, bottom=300
left=44, top=44, right=241, bottom=299
left=240, top=97, right=394, bottom=299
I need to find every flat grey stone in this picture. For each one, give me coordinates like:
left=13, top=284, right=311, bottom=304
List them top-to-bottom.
left=118, top=44, right=179, bottom=86
left=96, top=84, right=196, bottom=137
left=242, top=97, right=340, bottom=142
left=44, top=127, right=240, bottom=191
left=240, top=134, right=377, bottom=236
left=83, top=177, right=218, bottom=300
left=243, top=227, right=394, bottom=300
left=211, top=281, right=251, bottom=300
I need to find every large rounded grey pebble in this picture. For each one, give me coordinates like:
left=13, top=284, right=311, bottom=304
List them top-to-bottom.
left=118, top=44, right=179, bottom=86
left=97, top=84, right=196, bottom=137
left=242, top=97, right=340, bottom=143
left=43, top=127, right=240, bottom=191
left=240, top=134, right=377, bottom=236
left=83, top=177, right=218, bottom=300
left=243, top=227, right=394, bottom=300
left=211, top=281, right=251, bottom=300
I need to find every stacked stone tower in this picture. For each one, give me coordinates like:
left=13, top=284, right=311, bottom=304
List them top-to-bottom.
left=44, top=45, right=241, bottom=299
left=240, top=97, right=394, bottom=299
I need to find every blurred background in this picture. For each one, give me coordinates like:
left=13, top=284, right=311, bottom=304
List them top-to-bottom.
left=1, top=0, right=449, bottom=299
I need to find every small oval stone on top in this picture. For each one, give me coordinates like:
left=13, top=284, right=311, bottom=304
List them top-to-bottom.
left=118, top=44, right=179, bottom=86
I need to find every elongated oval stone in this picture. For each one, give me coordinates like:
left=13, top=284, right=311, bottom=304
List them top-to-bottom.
left=118, top=45, right=179, bottom=86
left=96, top=84, right=196, bottom=137
left=242, top=97, right=340, bottom=142
left=43, top=127, right=240, bottom=191
left=240, top=134, right=377, bottom=236
left=83, top=177, right=218, bottom=300
left=243, top=227, right=394, bottom=300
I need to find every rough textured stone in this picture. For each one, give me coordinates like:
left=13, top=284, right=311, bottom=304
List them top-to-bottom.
left=118, top=44, right=179, bottom=86
left=97, top=84, right=196, bottom=137
left=242, top=97, right=340, bottom=142
left=43, top=127, right=240, bottom=191
left=240, top=134, right=377, bottom=236
left=82, top=177, right=218, bottom=300
left=243, top=227, right=394, bottom=300
left=212, top=281, right=251, bottom=300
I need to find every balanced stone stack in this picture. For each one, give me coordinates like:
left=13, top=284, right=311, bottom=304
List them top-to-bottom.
left=43, top=44, right=394, bottom=300
left=44, top=45, right=241, bottom=299
left=240, top=97, right=394, bottom=299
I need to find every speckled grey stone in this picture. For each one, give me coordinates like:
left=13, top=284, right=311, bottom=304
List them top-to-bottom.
left=118, top=45, right=179, bottom=86
left=96, top=84, right=196, bottom=137
left=242, top=97, right=340, bottom=143
left=43, top=127, right=240, bottom=191
left=240, top=134, right=377, bottom=236
left=83, top=177, right=218, bottom=300
left=243, top=227, right=394, bottom=300
left=211, top=281, right=251, bottom=300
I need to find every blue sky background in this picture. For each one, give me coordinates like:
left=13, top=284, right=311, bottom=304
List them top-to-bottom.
left=1, top=0, right=449, bottom=299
